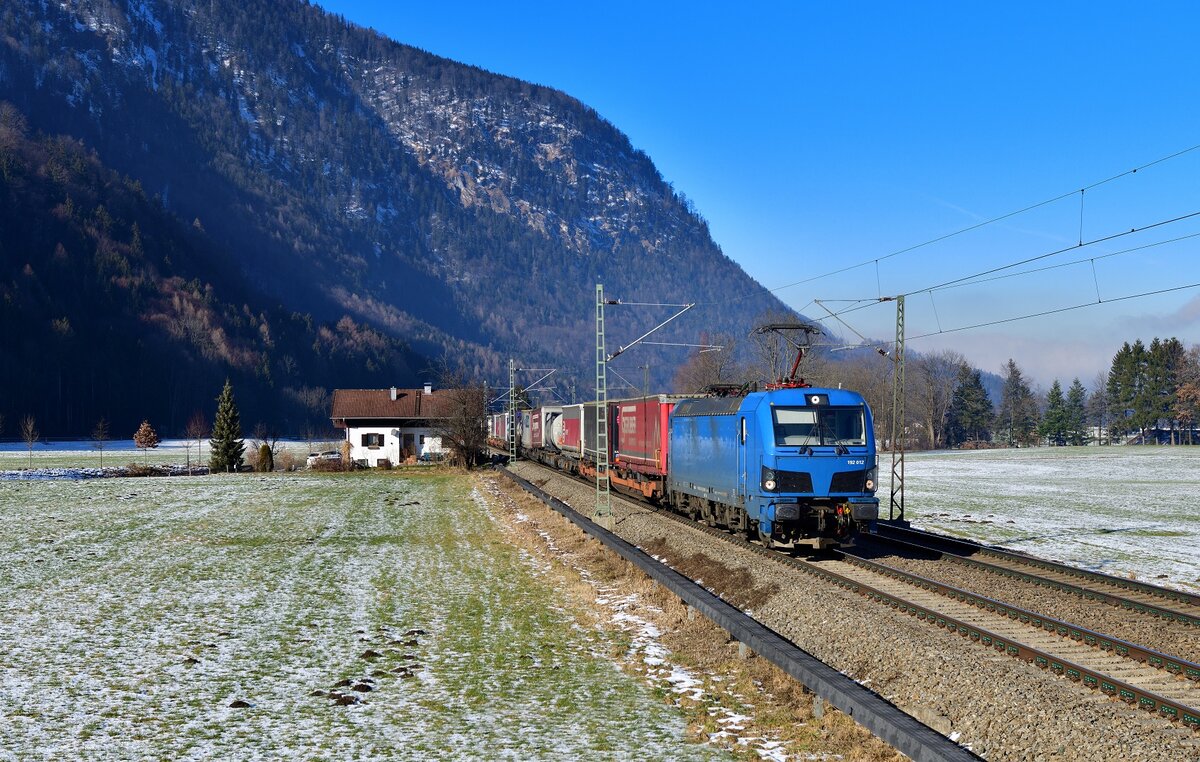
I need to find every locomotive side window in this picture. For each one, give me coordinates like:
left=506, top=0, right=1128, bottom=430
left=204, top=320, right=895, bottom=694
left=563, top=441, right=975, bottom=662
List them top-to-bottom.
left=773, top=406, right=866, bottom=446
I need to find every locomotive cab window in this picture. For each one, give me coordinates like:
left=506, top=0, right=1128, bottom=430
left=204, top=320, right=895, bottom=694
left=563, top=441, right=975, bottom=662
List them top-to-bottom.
left=772, top=406, right=866, bottom=447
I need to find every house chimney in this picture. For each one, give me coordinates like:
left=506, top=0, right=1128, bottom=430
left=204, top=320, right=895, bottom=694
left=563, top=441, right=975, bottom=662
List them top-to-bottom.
left=423, top=382, right=432, bottom=395
left=390, top=386, right=398, bottom=401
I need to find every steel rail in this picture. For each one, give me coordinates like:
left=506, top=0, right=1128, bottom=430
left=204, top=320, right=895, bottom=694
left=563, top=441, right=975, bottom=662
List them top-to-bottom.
left=508, top=460, right=1200, bottom=732
left=497, top=467, right=983, bottom=762
left=650, top=506, right=1200, bottom=732
left=878, top=522, right=1200, bottom=610
left=870, top=526, right=1200, bottom=628
left=834, top=545, right=1200, bottom=682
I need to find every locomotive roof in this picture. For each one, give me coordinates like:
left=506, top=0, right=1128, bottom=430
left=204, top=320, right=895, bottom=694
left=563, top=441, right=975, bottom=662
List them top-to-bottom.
left=672, top=387, right=868, bottom=418
left=671, top=396, right=745, bottom=417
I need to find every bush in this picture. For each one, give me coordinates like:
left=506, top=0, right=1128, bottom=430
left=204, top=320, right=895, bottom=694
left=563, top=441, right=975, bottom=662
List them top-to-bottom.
left=256, top=443, right=274, bottom=472
left=276, top=450, right=299, bottom=471
left=311, top=458, right=345, bottom=472
left=125, top=462, right=165, bottom=477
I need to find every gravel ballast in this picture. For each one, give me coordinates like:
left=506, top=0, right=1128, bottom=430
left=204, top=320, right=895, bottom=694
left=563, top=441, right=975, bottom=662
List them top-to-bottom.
left=509, top=462, right=1200, bottom=761
left=867, top=551, right=1200, bottom=665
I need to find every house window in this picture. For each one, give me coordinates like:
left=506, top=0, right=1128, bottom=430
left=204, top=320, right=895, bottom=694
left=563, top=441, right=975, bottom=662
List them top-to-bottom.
left=362, top=433, right=384, bottom=448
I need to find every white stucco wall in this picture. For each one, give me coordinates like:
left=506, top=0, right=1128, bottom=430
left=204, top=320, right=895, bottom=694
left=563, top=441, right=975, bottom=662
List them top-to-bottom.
left=346, top=425, right=446, bottom=467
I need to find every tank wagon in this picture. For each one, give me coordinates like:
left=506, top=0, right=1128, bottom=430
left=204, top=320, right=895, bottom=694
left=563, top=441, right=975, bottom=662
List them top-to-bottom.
left=668, top=387, right=879, bottom=550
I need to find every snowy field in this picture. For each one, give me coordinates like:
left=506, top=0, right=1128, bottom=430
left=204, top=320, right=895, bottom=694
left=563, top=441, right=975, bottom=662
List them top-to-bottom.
left=0, top=439, right=338, bottom=472
left=902, top=446, right=1200, bottom=593
left=0, top=470, right=718, bottom=759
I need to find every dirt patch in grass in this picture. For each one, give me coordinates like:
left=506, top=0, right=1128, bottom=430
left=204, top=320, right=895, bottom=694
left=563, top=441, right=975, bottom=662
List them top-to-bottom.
left=483, top=473, right=902, bottom=762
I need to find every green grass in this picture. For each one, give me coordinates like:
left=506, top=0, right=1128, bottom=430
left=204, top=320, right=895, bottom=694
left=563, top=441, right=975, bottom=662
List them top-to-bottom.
left=0, top=471, right=723, bottom=759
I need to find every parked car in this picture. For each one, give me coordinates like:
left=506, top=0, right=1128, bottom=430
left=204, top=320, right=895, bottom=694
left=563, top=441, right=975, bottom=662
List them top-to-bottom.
left=306, top=450, right=340, bottom=468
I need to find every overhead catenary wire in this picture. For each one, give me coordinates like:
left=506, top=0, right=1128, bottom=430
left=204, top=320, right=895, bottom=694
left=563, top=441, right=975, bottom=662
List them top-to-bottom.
left=696, top=140, right=1200, bottom=307
left=586, top=143, right=1200, bottom=367
left=916, top=208, right=1200, bottom=295
left=821, top=209, right=1200, bottom=323
left=923, top=230, right=1200, bottom=293
left=834, top=280, right=1200, bottom=356
left=905, top=281, right=1200, bottom=342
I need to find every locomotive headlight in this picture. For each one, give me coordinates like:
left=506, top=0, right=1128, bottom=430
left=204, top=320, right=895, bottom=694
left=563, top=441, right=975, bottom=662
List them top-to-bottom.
left=864, top=466, right=878, bottom=493
left=762, top=467, right=777, bottom=492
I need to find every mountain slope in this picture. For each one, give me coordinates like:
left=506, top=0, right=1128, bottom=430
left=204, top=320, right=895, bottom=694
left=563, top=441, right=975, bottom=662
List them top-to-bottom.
left=0, top=0, right=795, bottom=430
left=0, top=106, right=425, bottom=436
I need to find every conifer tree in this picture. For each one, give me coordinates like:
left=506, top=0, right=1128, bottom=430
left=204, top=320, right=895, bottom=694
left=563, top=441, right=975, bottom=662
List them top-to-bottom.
left=1148, top=337, right=1186, bottom=443
left=1108, top=340, right=1152, bottom=441
left=996, top=359, right=1040, bottom=446
left=944, top=364, right=993, bottom=446
left=1064, top=378, right=1089, bottom=445
left=210, top=379, right=245, bottom=473
left=1038, top=380, right=1067, bottom=445
left=133, top=420, right=160, bottom=463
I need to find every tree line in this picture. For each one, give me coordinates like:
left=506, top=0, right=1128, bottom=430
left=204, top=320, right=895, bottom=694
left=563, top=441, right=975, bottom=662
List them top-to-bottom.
left=671, top=320, right=1200, bottom=450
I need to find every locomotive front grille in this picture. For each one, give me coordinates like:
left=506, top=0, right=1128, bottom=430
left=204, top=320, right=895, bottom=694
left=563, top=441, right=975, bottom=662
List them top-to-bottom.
left=775, top=470, right=813, bottom=493
left=830, top=470, right=867, bottom=493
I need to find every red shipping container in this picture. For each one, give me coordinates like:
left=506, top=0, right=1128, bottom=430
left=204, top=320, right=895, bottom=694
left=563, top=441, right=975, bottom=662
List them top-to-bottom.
left=612, top=395, right=687, bottom=476
left=560, top=405, right=583, bottom=453
left=530, top=408, right=544, bottom=448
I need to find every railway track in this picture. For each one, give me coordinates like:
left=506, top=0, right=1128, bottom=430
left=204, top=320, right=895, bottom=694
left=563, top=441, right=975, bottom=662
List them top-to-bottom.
left=512, top=458, right=1200, bottom=733
left=497, top=467, right=983, bottom=762
left=680, top=514, right=1200, bottom=731
left=873, top=523, right=1200, bottom=628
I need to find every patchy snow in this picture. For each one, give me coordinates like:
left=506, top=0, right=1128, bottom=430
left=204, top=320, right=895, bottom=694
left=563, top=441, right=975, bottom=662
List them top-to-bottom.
left=128, top=0, right=164, bottom=36
left=904, top=447, right=1200, bottom=592
left=0, top=474, right=722, bottom=758
left=480, top=480, right=794, bottom=760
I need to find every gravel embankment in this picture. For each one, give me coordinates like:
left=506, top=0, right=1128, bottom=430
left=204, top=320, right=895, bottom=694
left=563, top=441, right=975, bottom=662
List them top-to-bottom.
left=509, top=462, right=1200, bottom=762
left=868, top=552, right=1200, bottom=665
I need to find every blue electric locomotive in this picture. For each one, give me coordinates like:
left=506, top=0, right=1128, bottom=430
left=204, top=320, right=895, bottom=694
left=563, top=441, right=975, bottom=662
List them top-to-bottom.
left=667, top=387, right=879, bottom=550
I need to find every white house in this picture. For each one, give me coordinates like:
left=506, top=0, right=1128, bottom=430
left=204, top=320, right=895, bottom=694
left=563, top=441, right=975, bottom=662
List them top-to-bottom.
left=330, top=384, right=451, bottom=467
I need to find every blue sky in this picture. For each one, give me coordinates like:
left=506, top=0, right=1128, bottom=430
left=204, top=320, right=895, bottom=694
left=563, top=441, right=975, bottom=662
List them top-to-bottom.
left=315, top=1, right=1200, bottom=388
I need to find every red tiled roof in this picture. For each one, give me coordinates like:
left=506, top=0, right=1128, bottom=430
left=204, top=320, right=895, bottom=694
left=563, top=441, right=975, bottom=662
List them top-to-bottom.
left=330, top=388, right=455, bottom=421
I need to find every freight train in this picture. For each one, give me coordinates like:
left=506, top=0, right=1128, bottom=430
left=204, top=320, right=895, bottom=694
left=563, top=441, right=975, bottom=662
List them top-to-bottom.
left=490, top=386, right=880, bottom=550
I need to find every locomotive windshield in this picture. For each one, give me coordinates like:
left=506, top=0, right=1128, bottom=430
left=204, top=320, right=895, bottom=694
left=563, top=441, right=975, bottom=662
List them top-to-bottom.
left=772, top=406, right=867, bottom=447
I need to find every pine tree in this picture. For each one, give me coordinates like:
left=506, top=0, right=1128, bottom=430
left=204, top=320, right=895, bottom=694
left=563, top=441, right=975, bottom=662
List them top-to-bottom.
left=1147, top=337, right=1186, bottom=443
left=1108, top=340, right=1152, bottom=442
left=1106, top=342, right=1136, bottom=441
left=996, top=359, right=1040, bottom=446
left=944, top=364, right=993, bottom=446
left=1064, top=378, right=1090, bottom=446
left=210, top=379, right=245, bottom=473
left=1038, top=380, right=1067, bottom=445
left=133, top=420, right=159, bottom=463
